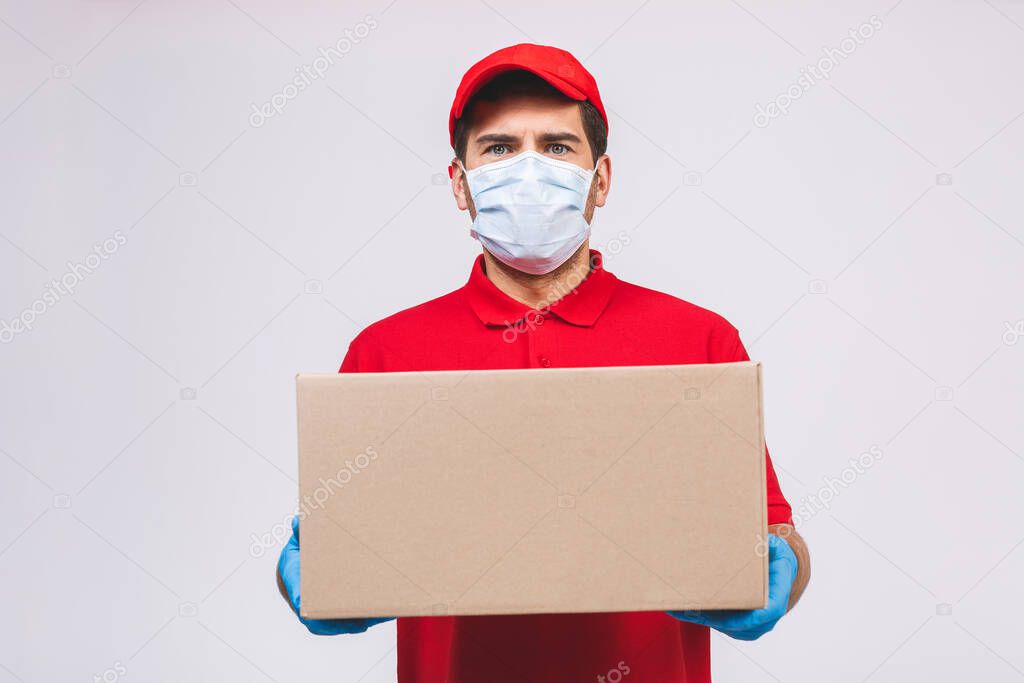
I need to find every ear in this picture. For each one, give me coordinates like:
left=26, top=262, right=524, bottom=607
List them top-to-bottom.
left=591, top=154, right=612, bottom=209
left=451, top=158, right=472, bottom=213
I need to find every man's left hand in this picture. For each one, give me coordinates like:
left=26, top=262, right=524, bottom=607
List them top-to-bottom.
left=667, top=533, right=798, bottom=641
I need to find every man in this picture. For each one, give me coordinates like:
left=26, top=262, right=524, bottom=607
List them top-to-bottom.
left=278, top=43, right=810, bottom=682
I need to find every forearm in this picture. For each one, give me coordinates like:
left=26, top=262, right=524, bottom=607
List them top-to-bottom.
left=768, top=523, right=809, bottom=609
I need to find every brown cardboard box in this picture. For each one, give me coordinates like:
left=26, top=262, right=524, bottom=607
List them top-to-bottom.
left=296, top=361, right=767, bottom=619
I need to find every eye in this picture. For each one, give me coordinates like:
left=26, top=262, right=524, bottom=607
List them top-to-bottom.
left=548, top=143, right=570, bottom=156
left=486, top=144, right=510, bottom=156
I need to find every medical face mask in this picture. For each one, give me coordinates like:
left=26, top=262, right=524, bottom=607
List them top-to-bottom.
left=461, top=151, right=597, bottom=275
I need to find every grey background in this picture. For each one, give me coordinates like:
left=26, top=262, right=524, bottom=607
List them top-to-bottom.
left=1, top=1, right=1023, bottom=681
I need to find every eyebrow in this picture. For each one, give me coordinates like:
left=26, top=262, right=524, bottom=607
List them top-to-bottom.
left=473, top=131, right=584, bottom=145
left=538, top=131, right=583, bottom=144
left=474, top=133, right=519, bottom=145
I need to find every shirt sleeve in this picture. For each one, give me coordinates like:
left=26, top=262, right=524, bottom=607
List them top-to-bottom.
left=711, top=322, right=794, bottom=526
left=338, top=326, right=384, bottom=374
left=338, top=343, right=361, bottom=373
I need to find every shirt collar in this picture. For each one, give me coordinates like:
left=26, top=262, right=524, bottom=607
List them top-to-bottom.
left=465, top=249, right=618, bottom=328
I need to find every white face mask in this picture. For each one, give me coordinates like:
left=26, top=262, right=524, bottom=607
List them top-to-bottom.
left=461, top=151, right=597, bottom=275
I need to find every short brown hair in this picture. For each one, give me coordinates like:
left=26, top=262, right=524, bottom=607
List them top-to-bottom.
left=452, top=70, right=608, bottom=165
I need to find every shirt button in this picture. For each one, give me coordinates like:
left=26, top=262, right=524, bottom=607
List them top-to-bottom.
left=534, top=314, right=545, bottom=326
left=539, top=356, right=551, bottom=367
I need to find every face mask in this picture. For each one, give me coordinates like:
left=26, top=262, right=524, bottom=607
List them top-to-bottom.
left=461, top=151, right=597, bottom=275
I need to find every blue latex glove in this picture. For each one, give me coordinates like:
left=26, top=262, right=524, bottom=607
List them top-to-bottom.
left=278, top=515, right=394, bottom=635
left=668, top=533, right=798, bottom=641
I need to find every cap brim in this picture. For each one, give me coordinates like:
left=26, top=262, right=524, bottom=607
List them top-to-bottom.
left=453, top=63, right=588, bottom=121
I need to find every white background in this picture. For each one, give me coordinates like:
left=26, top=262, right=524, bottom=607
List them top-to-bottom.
left=2, top=1, right=1023, bottom=681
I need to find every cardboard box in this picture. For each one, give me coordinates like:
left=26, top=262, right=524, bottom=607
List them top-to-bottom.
left=296, top=361, right=767, bottom=619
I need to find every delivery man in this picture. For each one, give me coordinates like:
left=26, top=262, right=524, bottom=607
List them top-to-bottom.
left=277, top=43, right=810, bottom=682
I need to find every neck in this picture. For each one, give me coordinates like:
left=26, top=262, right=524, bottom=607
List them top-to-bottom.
left=481, top=243, right=593, bottom=310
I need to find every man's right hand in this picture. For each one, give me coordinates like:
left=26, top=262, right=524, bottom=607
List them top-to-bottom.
left=277, top=515, right=394, bottom=635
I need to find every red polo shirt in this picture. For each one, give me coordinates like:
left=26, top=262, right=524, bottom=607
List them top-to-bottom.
left=339, top=251, right=792, bottom=683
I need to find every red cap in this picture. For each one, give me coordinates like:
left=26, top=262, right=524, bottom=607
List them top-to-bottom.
left=448, top=43, right=608, bottom=149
